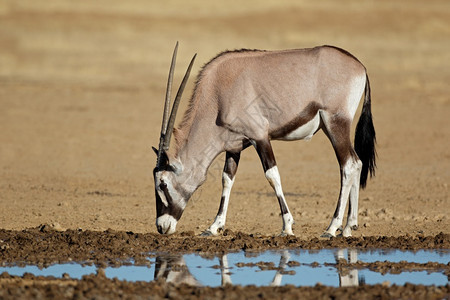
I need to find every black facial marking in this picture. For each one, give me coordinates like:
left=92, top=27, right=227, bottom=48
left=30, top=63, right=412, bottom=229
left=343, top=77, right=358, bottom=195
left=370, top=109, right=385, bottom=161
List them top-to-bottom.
left=154, top=171, right=184, bottom=221
left=159, top=182, right=184, bottom=220
left=161, top=183, right=172, bottom=204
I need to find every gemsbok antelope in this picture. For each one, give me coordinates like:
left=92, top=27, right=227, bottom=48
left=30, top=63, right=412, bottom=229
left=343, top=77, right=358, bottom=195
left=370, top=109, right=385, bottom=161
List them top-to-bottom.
left=152, top=42, right=376, bottom=237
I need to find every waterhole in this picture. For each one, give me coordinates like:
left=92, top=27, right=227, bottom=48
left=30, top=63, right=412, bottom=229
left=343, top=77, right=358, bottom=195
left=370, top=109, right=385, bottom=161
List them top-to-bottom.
left=1, top=249, right=448, bottom=287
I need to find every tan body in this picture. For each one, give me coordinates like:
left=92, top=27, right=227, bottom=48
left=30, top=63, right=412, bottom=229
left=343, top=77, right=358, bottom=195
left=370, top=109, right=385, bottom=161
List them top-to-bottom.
left=154, top=45, right=376, bottom=237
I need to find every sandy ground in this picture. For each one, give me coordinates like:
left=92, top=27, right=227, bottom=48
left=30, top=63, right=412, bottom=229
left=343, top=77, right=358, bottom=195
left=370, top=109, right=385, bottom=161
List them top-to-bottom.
left=1, top=0, right=448, bottom=239
left=1, top=0, right=450, bottom=246
left=0, top=1, right=449, bottom=298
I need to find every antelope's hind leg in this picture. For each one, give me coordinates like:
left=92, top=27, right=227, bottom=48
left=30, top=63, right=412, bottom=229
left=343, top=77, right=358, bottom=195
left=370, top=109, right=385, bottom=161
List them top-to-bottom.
left=320, top=114, right=362, bottom=238
left=202, top=152, right=240, bottom=236
left=342, top=166, right=362, bottom=236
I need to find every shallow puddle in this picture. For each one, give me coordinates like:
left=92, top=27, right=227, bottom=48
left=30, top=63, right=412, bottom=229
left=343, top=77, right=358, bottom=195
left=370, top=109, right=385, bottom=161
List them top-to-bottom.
left=1, top=249, right=448, bottom=287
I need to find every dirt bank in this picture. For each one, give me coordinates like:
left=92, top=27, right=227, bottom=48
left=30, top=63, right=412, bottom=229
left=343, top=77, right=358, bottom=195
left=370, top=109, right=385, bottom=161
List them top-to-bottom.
left=0, top=227, right=448, bottom=266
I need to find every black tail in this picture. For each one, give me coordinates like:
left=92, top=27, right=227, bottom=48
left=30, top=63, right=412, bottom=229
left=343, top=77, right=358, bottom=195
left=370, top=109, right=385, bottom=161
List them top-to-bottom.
left=354, top=74, right=376, bottom=189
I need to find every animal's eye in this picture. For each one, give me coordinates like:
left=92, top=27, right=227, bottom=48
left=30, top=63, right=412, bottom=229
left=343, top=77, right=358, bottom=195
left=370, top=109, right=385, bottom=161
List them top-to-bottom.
left=160, top=182, right=167, bottom=189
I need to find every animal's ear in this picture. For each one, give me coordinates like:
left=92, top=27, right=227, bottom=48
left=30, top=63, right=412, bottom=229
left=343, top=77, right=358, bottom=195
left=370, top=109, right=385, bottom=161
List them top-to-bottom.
left=152, top=146, right=158, bottom=156
left=155, top=149, right=182, bottom=173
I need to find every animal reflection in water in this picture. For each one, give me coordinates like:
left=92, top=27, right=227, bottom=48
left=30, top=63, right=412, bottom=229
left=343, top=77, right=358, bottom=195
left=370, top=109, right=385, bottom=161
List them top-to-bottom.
left=334, top=249, right=364, bottom=287
left=153, top=251, right=363, bottom=287
left=154, top=255, right=202, bottom=286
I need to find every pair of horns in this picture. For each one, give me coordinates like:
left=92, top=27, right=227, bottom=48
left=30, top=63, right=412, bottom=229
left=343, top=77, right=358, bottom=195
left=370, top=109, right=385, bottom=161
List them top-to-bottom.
left=156, top=42, right=197, bottom=168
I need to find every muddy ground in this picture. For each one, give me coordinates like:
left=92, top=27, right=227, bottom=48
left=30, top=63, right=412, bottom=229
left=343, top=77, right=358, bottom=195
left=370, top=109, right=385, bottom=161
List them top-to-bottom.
left=0, top=0, right=449, bottom=298
left=1, top=227, right=448, bottom=265
left=0, top=229, right=448, bottom=299
left=1, top=273, right=449, bottom=300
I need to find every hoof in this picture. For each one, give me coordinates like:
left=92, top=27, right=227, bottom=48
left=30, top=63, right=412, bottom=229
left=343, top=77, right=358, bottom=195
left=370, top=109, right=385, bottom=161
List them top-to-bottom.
left=351, top=225, right=359, bottom=231
left=200, top=227, right=223, bottom=237
left=342, top=227, right=353, bottom=237
left=200, top=230, right=215, bottom=237
left=279, top=231, right=295, bottom=237
left=336, top=231, right=352, bottom=238
left=320, top=232, right=335, bottom=238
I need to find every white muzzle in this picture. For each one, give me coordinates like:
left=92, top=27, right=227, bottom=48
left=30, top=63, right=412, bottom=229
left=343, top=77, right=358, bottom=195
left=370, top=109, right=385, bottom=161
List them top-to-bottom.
left=156, top=214, right=177, bottom=235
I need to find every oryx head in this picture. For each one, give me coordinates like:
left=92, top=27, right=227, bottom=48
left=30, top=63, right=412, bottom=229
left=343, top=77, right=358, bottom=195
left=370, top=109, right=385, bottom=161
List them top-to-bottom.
left=153, top=42, right=196, bottom=235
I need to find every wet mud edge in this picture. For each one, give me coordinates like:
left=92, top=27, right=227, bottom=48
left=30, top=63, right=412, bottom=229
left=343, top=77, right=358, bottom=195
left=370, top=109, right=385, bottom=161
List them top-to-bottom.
left=0, top=226, right=448, bottom=266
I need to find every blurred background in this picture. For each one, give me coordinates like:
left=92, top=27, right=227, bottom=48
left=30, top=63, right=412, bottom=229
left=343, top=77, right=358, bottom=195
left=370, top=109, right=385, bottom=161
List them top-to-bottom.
left=0, top=0, right=448, bottom=234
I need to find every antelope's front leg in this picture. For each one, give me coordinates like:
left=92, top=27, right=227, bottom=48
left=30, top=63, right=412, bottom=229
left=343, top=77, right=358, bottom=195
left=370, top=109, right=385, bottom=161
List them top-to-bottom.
left=254, top=140, right=294, bottom=236
left=203, top=152, right=240, bottom=236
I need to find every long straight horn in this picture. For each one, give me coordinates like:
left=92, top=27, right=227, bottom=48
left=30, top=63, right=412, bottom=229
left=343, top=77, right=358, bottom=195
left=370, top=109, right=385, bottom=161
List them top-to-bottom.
left=157, top=42, right=178, bottom=167
left=163, top=53, right=197, bottom=151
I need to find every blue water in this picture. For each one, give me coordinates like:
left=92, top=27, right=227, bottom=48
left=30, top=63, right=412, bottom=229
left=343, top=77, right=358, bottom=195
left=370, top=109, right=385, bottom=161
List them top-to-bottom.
left=0, top=248, right=448, bottom=287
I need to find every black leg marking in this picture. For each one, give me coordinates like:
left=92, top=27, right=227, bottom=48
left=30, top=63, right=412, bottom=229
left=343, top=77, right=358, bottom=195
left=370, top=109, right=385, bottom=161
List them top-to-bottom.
left=322, top=117, right=355, bottom=167
left=254, top=139, right=276, bottom=172
left=216, top=151, right=241, bottom=216
left=223, top=151, right=241, bottom=179
left=347, top=195, right=352, bottom=218
left=217, top=196, right=226, bottom=217
left=278, top=197, right=289, bottom=215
